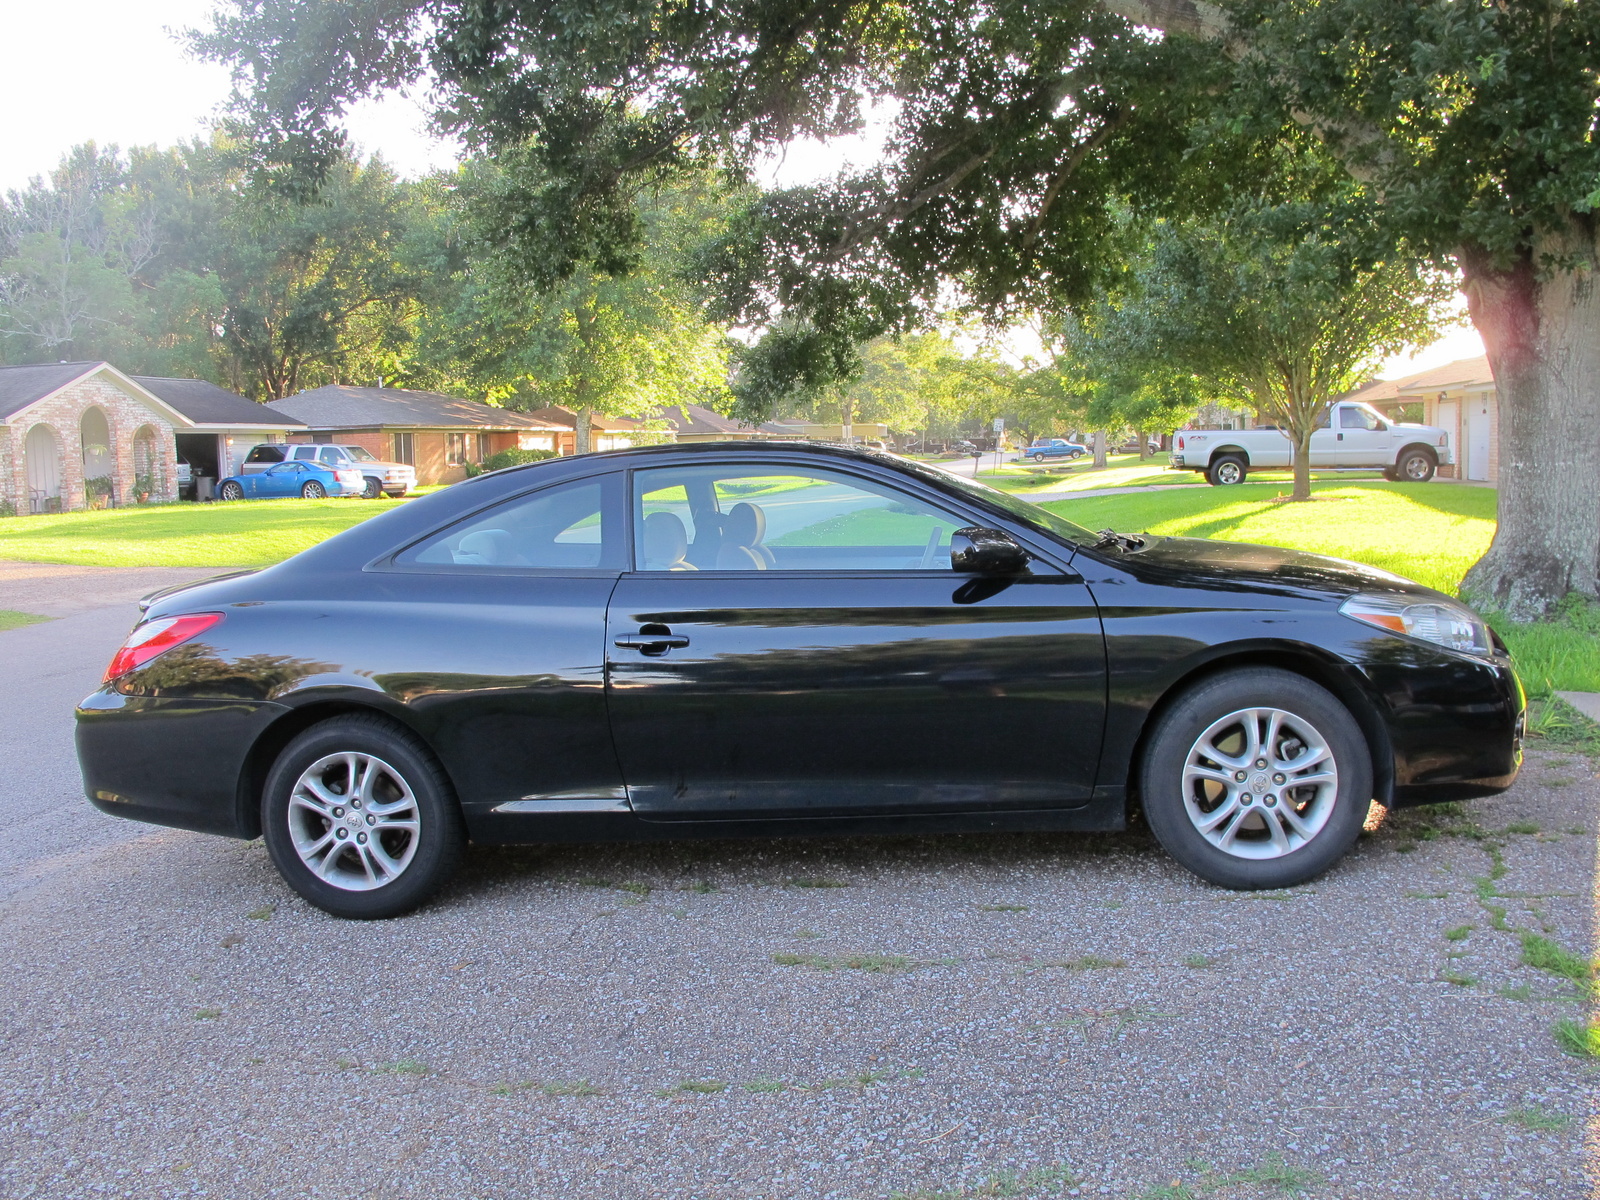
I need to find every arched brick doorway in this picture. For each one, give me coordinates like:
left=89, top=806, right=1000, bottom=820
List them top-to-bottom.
left=81, top=407, right=115, bottom=506
left=23, top=423, right=62, bottom=514
left=131, top=425, right=161, bottom=500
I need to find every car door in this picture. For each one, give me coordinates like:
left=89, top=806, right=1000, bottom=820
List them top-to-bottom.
left=1333, top=404, right=1389, bottom=465
left=604, top=459, right=1107, bottom=819
left=259, top=463, right=299, bottom=497
left=381, top=472, right=628, bottom=815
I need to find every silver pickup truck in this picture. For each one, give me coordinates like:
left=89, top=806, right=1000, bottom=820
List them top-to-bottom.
left=1171, top=401, right=1453, bottom=485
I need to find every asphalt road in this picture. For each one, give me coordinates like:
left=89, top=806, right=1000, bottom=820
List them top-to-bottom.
left=0, top=564, right=1594, bottom=1200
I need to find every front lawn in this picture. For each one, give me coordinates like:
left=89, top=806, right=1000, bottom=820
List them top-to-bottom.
left=1044, top=480, right=1598, bottom=697
left=0, top=499, right=392, bottom=568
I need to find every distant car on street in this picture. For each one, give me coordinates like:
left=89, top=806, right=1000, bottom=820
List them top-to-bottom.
left=1016, top=438, right=1087, bottom=463
left=243, top=443, right=415, bottom=498
left=217, top=460, right=364, bottom=501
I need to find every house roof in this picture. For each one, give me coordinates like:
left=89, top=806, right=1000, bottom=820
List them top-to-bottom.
left=1349, top=355, right=1494, bottom=406
left=0, top=361, right=103, bottom=420
left=133, top=376, right=306, bottom=428
left=266, top=385, right=566, bottom=431
left=657, top=403, right=755, bottom=437
left=523, top=405, right=648, bottom=433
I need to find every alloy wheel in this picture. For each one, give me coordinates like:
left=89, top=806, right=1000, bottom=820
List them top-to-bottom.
left=1180, top=706, right=1338, bottom=859
left=286, top=751, right=421, bottom=890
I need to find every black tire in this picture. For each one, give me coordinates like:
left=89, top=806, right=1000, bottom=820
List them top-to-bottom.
left=1395, top=448, right=1436, bottom=483
left=1030, top=452, right=1046, bottom=463
left=1207, top=454, right=1247, bottom=486
left=362, top=477, right=383, bottom=499
left=218, top=480, right=244, bottom=501
left=301, top=481, right=327, bottom=499
left=1138, top=667, right=1372, bottom=890
left=261, top=714, right=466, bottom=919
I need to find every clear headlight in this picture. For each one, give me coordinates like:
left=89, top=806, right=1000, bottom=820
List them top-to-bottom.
left=1339, top=593, right=1492, bottom=656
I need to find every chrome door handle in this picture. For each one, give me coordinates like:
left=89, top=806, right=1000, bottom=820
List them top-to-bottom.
left=613, top=633, right=690, bottom=655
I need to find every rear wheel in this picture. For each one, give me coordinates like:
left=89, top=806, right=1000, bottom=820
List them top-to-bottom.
left=1396, top=449, right=1436, bottom=482
left=1030, top=452, right=1046, bottom=463
left=1207, top=455, right=1247, bottom=486
left=218, top=480, right=244, bottom=501
left=301, top=481, right=327, bottom=499
left=1139, top=668, right=1371, bottom=890
left=262, top=715, right=465, bottom=919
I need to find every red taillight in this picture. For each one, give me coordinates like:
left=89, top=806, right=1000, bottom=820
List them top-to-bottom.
left=1177, top=436, right=1185, bottom=450
left=104, top=613, right=224, bottom=683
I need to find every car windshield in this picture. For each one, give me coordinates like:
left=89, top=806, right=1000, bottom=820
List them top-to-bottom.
left=342, top=446, right=379, bottom=462
left=890, top=457, right=1102, bottom=549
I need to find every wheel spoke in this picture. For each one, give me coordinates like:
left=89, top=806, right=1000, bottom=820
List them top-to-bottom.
left=285, top=749, right=422, bottom=892
left=355, top=756, right=381, bottom=806
left=1184, top=764, right=1237, bottom=787
left=299, top=777, right=343, bottom=811
left=290, top=791, right=336, bottom=821
left=1194, top=795, right=1241, bottom=835
left=1277, top=802, right=1317, bottom=840
left=1261, top=806, right=1293, bottom=854
left=371, top=817, right=419, bottom=833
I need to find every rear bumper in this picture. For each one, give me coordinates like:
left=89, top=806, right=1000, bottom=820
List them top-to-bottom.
left=76, top=690, right=289, bottom=838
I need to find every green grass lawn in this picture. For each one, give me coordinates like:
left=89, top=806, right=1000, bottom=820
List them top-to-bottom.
left=1044, top=480, right=1597, bottom=697
left=0, top=499, right=390, bottom=568
left=0, top=609, right=52, bottom=631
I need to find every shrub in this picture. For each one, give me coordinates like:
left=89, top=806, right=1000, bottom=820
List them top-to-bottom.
left=485, top=447, right=559, bottom=472
left=85, top=475, right=114, bottom=498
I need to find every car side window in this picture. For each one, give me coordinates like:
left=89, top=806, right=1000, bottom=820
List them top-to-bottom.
left=1340, top=407, right=1382, bottom=431
left=245, top=445, right=284, bottom=464
left=291, top=446, right=319, bottom=461
left=318, top=448, right=342, bottom=464
left=633, top=464, right=967, bottom=572
left=399, top=475, right=623, bottom=572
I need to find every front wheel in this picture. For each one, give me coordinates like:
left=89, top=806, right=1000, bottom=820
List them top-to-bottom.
left=1396, top=449, right=1436, bottom=482
left=1207, top=455, right=1247, bottom=486
left=362, top=477, right=383, bottom=499
left=218, top=480, right=244, bottom=501
left=301, top=481, right=327, bottom=499
left=1139, top=667, right=1371, bottom=890
left=261, top=715, right=465, bottom=919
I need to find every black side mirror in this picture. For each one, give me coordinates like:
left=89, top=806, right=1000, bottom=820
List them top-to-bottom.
left=950, top=526, right=1031, bottom=574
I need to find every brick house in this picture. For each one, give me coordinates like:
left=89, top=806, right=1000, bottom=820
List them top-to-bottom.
left=1348, top=356, right=1498, bottom=482
left=132, top=376, right=308, bottom=486
left=266, top=386, right=569, bottom=485
left=523, top=406, right=652, bottom=454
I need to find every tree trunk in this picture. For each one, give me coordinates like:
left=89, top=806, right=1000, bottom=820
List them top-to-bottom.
left=1458, top=226, right=1600, bottom=619
left=575, top=406, right=594, bottom=455
left=1291, top=428, right=1312, bottom=501
left=1092, top=429, right=1106, bottom=469
left=1138, top=429, right=1151, bottom=460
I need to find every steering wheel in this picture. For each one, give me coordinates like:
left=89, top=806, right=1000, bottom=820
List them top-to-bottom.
left=918, top=525, right=943, bottom=569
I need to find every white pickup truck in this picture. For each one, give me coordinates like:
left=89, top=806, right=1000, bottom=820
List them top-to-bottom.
left=1171, top=401, right=1454, bottom=485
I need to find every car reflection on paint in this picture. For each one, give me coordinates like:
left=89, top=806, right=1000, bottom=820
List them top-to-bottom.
left=77, top=441, right=1523, bottom=919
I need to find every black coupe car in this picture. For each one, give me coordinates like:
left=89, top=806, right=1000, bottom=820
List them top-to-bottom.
left=77, top=442, right=1523, bottom=918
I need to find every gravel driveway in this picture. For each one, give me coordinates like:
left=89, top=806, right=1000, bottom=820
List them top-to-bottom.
left=0, top=564, right=1593, bottom=1200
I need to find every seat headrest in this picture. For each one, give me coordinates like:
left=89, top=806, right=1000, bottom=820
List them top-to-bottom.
left=722, top=501, right=766, bottom=548
left=642, top=510, right=690, bottom=568
left=455, top=528, right=514, bottom=565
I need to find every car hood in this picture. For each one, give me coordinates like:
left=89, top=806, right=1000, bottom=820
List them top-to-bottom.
left=1112, top=536, right=1437, bottom=602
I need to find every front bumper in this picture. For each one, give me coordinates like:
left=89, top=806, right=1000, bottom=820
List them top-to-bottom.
left=77, top=690, right=289, bottom=838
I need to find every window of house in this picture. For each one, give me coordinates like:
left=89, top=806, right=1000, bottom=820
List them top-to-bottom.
left=391, top=432, right=414, bottom=465
left=446, top=432, right=467, bottom=466
left=476, top=433, right=492, bottom=462
left=398, top=475, right=623, bottom=571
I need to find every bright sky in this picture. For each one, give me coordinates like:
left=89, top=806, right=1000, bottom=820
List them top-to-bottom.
left=0, top=0, right=1482, bottom=379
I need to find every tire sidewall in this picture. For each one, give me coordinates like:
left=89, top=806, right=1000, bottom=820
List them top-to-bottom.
left=1399, top=451, right=1435, bottom=482
left=1208, top=457, right=1245, bottom=486
left=363, top=477, right=382, bottom=499
left=220, top=482, right=243, bottom=501
left=302, top=482, right=325, bottom=499
left=1139, top=669, right=1372, bottom=890
left=262, top=717, right=463, bottom=919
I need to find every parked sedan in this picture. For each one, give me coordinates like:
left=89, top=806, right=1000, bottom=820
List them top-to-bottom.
left=78, top=442, right=1523, bottom=918
left=216, top=460, right=365, bottom=501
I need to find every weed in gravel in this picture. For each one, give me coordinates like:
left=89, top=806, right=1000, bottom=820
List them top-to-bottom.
left=1527, top=697, right=1600, bottom=759
left=1543, top=778, right=1574, bottom=788
left=1504, top=821, right=1541, bottom=834
left=1567, top=826, right=1586, bottom=836
left=1394, top=841, right=1417, bottom=853
left=787, top=877, right=849, bottom=888
left=579, top=878, right=651, bottom=895
left=681, top=880, right=717, bottom=893
left=1404, top=890, right=1449, bottom=899
left=978, top=903, right=1029, bottom=912
left=246, top=906, right=274, bottom=920
left=1445, top=924, right=1473, bottom=942
left=794, top=929, right=822, bottom=939
left=1519, top=931, right=1594, bottom=984
left=220, top=934, right=244, bottom=948
left=772, top=952, right=913, bottom=972
left=1025, top=954, right=1126, bottom=973
left=1182, top=954, right=1214, bottom=969
left=1440, top=969, right=1477, bottom=987
left=1499, top=984, right=1536, bottom=1000
left=1055, top=1006, right=1175, bottom=1035
left=193, top=1007, right=221, bottom=1020
left=1554, top=1017, right=1600, bottom=1058
left=372, top=1059, right=429, bottom=1075
left=810, top=1069, right=894, bottom=1090
left=743, top=1076, right=785, bottom=1093
left=542, top=1079, right=603, bottom=1097
left=660, top=1079, right=727, bottom=1095
left=1504, top=1104, right=1573, bottom=1131
left=1226, top=1153, right=1322, bottom=1191
left=890, top=1162, right=1080, bottom=1199
left=1132, top=1182, right=1195, bottom=1200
